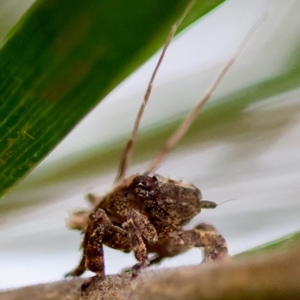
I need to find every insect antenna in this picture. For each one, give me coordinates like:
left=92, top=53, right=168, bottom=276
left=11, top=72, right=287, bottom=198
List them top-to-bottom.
left=115, top=0, right=196, bottom=184
left=147, top=15, right=265, bottom=173
left=200, top=198, right=239, bottom=209
left=217, top=198, right=239, bottom=207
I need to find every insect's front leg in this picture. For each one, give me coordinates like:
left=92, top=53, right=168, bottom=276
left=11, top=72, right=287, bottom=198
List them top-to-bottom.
left=85, top=209, right=132, bottom=278
left=124, top=209, right=158, bottom=277
left=178, top=222, right=228, bottom=262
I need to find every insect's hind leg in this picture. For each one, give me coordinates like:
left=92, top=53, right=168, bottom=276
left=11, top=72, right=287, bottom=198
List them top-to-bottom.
left=65, top=217, right=96, bottom=277
left=179, top=222, right=228, bottom=262
left=65, top=252, right=86, bottom=277
left=148, top=254, right=165, bottom=266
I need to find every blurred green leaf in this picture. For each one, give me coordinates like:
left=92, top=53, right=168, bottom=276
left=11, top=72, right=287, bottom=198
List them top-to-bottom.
left=0, top=0, right=225, bottom=196
left=238, top=231, right=300, bottom=256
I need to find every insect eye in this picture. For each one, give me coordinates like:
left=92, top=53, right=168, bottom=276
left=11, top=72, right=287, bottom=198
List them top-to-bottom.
left=132, top=175, right=156, bottom=193
left=137, top=181, right=148, bottom=189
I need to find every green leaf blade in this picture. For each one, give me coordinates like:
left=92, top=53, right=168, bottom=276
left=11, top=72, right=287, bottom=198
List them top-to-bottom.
left=0, top=0, right=225, bottom=196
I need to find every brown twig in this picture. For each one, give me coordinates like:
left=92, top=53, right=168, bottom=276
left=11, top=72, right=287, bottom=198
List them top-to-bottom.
left=1, top=240, right=300, bottom=300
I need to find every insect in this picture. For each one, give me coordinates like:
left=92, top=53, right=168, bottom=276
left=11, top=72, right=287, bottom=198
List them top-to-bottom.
left=66, top=1, right=261, bottom=281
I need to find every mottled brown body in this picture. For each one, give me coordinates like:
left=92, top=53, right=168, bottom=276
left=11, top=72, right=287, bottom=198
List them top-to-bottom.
left=66, top=173, right=228, bottom=278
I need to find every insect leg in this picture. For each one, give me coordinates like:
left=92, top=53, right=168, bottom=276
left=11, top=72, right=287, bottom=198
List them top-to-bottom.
left=85, top=209, right=132, bottom=278
left=127, top=209, right=158, bottom=244
left=65, top=212, right=98, bottom=277
left=124, top=214, right=151, bottom=277
left=179, top=222, right=228, bottom=262
left=86, top=223, right=132, bottom=278
left=85, top=225, right=106, bottom=278
left=65, top=252, right=86, bottom=277
left=148, top=254, right=165, bottom=266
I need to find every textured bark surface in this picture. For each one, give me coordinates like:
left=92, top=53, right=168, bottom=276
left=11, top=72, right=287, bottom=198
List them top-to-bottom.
left=2, top=243, right=300, bottom=300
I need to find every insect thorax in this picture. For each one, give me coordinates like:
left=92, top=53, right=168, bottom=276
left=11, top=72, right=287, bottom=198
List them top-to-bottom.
left=96, top=173, right=202, bottom=227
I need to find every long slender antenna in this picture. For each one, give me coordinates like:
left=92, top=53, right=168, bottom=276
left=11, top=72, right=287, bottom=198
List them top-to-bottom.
left=115, top=0, right=196, bottom=183
left=147, top=15, right=265, bottom=173
left=217, top=198, right=240, bottom=207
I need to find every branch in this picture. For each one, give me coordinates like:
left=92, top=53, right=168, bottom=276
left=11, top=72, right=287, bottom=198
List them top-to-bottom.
left=1, top=241, right=300, bottom=300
